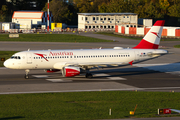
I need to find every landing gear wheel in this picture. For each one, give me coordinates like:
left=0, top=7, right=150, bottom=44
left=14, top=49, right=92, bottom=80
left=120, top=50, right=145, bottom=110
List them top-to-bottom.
left=25, top=69, right=30, bottom=79
left=86, top=73, right=93, bottom=78
left=25, top=75, right=29, bottom=79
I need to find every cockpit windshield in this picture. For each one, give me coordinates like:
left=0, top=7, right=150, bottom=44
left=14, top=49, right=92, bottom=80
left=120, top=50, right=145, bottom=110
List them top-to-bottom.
left=10, top=56, right=21, bottom=59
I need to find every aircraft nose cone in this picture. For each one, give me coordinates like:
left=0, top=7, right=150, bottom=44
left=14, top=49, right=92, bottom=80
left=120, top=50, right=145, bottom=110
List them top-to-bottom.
left=3, top=60, right=9, bottom=68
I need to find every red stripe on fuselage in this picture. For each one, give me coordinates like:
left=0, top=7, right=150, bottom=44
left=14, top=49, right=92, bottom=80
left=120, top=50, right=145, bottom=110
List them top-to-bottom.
left=133, top=39, right=159, bottom=49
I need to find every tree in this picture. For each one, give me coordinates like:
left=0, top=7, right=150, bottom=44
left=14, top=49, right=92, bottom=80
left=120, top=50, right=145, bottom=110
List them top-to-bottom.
left=0, top=0, right=6, bottom=9
left=43, top=0, right=72, bottom=24
left=73, top=0, right=94, bottom=13
left=98, top=0, right=128, bottom=13
left=159, top=0, right=170, bottom=16
left=168, top=0, right=180, bottom=17
left=144, top=1, right=164, bottom=18
left=98, top=2, right=108, bottom=13
left=0, top=5, right=8, bottom=22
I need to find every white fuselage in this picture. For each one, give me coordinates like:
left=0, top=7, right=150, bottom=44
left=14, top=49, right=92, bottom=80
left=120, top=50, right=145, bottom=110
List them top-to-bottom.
left=4, top=48, right=168, bottom=70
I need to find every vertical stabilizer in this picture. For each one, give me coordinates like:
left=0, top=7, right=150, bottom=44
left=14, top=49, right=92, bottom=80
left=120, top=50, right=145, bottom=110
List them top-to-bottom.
left=133, top=20, right=165, bottom=49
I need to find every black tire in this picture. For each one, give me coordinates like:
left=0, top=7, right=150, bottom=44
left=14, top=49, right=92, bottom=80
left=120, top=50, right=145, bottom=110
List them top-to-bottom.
left=86, top=73, right=93, bottom=78
left=25, top=75, right=29, bottom=79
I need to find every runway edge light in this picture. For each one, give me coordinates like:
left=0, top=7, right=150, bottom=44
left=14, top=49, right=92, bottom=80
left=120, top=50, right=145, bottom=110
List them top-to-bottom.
left=1, top=58, right=5, bottom=61
left=130, top=104, right=138, bottom=115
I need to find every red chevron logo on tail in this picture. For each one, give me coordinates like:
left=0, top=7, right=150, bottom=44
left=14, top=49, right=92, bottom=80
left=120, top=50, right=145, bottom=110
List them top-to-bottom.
left=151, top=32, right=160, bottom=38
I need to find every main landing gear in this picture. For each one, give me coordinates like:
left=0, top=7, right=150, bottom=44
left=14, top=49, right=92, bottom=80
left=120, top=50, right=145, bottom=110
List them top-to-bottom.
left=85, top=67, right=93, bottom=78
left=25, top=69, right=30, bottom=79
left=85, top=73, right=93, bottom=78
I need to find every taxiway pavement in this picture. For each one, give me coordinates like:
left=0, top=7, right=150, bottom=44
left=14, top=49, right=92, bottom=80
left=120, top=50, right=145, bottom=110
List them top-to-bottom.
left=0, top=32, right=180, bottom=94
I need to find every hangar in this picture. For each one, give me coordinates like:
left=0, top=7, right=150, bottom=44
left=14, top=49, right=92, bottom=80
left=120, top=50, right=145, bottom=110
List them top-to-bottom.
left=12, top=11, right=53, bottom=29
left=78, top=13, right=138, bottom=30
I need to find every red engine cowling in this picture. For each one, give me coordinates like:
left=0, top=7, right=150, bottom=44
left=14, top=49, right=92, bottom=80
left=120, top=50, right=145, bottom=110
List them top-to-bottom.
left=63, top=66, right=81, bottom=77
left=46, top=69, right=60, bottom=73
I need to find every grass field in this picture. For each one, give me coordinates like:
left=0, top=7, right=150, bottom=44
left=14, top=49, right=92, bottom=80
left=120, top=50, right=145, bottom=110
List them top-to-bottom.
left=0, top=34, right=112, bottom=42
left=174, top=45, right=180, bottom=48
left=0, top=51, right=18, bottom=67
left=0, top=91, right=180, bottom=120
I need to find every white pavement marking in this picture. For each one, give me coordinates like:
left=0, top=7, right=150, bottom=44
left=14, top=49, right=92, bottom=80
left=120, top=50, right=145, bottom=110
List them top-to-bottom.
left=134, top=63, right=180, bottom=75
left=94, top=73, right=127, bottom=80
left=32, top=75, right=49, bottom=78
left=107, top=77, right=126, bottom=80
left=46, top=79, right=72, bottom=82
left=1, top=86, right=180, bottom=94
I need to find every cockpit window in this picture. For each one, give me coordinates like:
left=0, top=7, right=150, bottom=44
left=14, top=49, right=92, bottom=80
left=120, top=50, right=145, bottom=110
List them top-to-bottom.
left=10, top=56, right=21, bottom=59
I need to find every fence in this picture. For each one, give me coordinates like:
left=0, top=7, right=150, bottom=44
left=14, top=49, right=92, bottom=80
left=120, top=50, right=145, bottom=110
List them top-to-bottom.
left=115, top=25, right=180, bottom=37
left=0, top=28, right=115, bottom=33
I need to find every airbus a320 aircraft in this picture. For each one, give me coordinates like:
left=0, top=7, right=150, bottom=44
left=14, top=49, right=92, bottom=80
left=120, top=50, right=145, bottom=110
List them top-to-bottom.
left=4, top=20, right=168, bottom=79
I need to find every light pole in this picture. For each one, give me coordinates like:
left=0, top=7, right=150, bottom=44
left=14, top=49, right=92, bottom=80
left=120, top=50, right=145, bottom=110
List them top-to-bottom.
left=47, top=0, right=49, bottom=32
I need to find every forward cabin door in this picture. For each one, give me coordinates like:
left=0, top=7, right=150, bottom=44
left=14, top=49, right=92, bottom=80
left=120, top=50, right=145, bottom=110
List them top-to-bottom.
left=27, top=53, right=32, bottom=64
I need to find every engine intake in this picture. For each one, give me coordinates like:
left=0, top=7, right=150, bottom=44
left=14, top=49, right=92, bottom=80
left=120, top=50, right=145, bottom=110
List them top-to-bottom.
left=62, top=66, right=81, bottom=77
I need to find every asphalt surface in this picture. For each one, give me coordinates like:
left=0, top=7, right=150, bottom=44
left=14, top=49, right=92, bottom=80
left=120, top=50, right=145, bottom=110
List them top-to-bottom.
left=1, top=32, right=180, bottom=120
left=1, top=32, right=180, bottom=94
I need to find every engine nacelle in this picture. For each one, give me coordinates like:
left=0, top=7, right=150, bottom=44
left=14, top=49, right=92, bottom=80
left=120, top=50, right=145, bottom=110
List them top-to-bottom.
left=62, top=66, right=81, bottom=77
left=46, top=69, right=60, bottom=73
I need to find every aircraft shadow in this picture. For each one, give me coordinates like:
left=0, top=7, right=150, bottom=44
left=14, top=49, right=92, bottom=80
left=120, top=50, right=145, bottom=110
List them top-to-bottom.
left=90, top=62, right=180, bottom=78
left=0, top=116, right=24, bottom=120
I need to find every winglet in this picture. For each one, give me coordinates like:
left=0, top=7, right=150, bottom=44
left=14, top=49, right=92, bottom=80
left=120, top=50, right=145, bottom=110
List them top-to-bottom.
left=133, top=20, right=165, bottom=49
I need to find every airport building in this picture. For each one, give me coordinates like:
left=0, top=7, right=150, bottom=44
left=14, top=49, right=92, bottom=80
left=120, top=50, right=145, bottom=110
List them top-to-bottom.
left=12, top=11, right=53, bottom=29
left=78, top=13, right=138, bottom=30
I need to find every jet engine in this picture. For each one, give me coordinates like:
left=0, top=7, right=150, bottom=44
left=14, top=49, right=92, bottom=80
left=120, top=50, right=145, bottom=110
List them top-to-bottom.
left=62, top=66, right=82, bottom=77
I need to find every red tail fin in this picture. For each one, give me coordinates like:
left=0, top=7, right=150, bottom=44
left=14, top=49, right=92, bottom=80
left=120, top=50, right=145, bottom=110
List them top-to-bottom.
left=133, top=20, right=165, bottom=49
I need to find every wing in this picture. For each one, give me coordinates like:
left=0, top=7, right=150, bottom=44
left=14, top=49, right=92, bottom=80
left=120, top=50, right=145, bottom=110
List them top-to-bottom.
left=63, top=61, right=133, bottom=69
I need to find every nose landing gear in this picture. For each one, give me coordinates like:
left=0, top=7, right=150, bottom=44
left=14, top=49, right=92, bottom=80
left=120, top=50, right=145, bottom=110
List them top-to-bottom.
left=25, top=69, right=30, bottom=79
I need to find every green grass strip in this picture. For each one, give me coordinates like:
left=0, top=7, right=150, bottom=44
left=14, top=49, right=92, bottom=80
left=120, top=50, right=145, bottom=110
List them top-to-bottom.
left=0, top=34, right=112, bottom=42
left=174, top=45, right=180, bottom=48
left=0, top=51, right=18, bottom=67
left=0, top=91, right=180, bottom=120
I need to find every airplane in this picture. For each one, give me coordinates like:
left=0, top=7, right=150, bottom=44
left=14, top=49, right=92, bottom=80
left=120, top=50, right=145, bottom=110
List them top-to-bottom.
left=4, top=20, right=168, bottom=79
